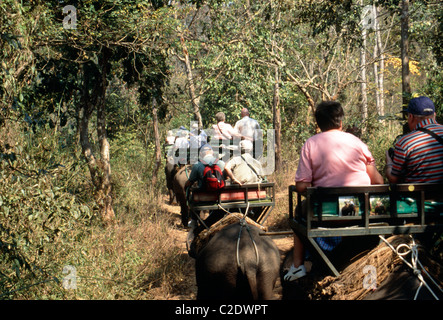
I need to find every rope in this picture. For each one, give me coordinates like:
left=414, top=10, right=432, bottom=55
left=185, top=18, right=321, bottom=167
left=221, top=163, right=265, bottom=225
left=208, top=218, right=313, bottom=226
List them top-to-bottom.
left=184, top=164, right=190, bottom=179
left=212, top=186, right=263, bottom=271
left=191, top=191, right=238, bottom=232
left=211, top=200, right=261, bottom=270
left=216, top=201, right=248, bottom=220
left=243, top=201, right=250, bottom=219
left=217, top=203, right=231, bottom=215
left=235, top=203, right=260, bottom=269
left=236, top=221, right=260, bottom=269
left=379, top=235, right=442, bottom=300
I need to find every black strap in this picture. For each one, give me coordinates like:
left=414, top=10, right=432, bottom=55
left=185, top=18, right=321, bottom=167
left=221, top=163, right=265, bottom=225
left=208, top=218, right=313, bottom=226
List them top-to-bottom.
left=217, top=123, right=230, bottom=140
left=416, top=127, right=443, bottom=145
left=241, top=155, right=261, bottom=179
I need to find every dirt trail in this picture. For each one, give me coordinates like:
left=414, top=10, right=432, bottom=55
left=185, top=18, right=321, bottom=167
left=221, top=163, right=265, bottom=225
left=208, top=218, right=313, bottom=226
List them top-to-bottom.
left=160, top=195, right=294, bottom=300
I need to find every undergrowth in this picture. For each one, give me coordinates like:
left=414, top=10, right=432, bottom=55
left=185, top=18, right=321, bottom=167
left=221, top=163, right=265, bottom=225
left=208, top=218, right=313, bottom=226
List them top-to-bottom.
left=0, top=123, right=189, bottom=300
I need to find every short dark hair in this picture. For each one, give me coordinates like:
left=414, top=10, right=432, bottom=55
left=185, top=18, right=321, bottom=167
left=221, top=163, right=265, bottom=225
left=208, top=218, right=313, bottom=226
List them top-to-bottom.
left=315, top=101, right=344, bottom=131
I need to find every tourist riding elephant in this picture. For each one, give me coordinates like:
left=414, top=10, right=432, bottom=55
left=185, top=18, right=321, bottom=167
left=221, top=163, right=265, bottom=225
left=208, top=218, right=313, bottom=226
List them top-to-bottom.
left=172, top=164, right=192, bottom=227
left=341, top=201, right=356, bottom=216
left=195, top=222, right=280, bottom=300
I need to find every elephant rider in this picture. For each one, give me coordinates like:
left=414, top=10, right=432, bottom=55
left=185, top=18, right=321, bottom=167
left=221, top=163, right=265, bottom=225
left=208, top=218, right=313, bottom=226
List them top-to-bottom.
left=384, top=96, right=443, bottom=249
left=385, top=96, right=443, bottom=184
left=285, top=101, right=384, bottom=281
left=234, top=108, right=261, bottom=158
left=211, top=111, right=242, bottom=160
left=212, top=112, right=241, bottom=141
left=189, top=122, right=208, bottom=151
left=173, top=129, right=190, bottom=164
left=164, top=130, right=176, bottom=158
left=224, top=140, right=264, bottom=185
left=224, top=140, right=265, bottom=220
left=185, top=144, right=239, bottom=231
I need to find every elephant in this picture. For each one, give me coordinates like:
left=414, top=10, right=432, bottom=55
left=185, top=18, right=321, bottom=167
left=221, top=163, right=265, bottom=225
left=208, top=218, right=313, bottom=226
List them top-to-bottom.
left=165, top=160, right=177, bottom=204
left=172, top=164, right=192, bottom=227
left=341, top=202, right=356, bottom=216
left=195, top=222, right=281, bottom=300
left=280, top=235, right=382, bottom=300
left=281, top=235, right=443, bottom=300
left=364, top=235, right=443, bottom=300
left=363, top=264, right=443, bottom=300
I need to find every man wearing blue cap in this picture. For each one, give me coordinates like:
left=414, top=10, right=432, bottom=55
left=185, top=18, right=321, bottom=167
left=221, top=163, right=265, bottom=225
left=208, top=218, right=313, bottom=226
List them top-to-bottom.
left=386, top=96, right=443, bottom=183
left=184, top=144, right=240, bottom=254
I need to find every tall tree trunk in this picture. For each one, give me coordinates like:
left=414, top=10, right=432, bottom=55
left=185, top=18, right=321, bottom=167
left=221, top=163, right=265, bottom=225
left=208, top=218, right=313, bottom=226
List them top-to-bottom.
left=400, top=0, right=411, bottom=115
left=270, top=1, right=282, bottom=171
left=360, top=1, right=368, bottom=123
left=373, top=4, right=385, bottom=116
left=180, top=36, right=203, bottom=128
left=360, top=36, right=368, bottom=122
left=79, top=49, right=115, bottom=225
left=95, top=49, right=115, bottom=224
left=373, top=49, right=380, bottom=115
left=272, top=64, right=281, bottom=170
left=286, top=72, right=316, bottom=127
left=151, top=97, right=162, bottom=186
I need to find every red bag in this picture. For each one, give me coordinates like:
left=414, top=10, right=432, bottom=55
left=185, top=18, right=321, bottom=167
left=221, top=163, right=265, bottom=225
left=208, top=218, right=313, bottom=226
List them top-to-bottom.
left=202, top=159, right=225, bottom=191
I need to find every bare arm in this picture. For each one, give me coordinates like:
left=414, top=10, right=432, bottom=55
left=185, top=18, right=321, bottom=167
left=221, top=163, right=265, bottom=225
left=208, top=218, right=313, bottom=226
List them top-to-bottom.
left=385, top=150, right=401, bottom=183
left=366, top=164, right=384, bottom=185
left=224, top=167, right=242, bottom=185
left=295, top=181, right=311, bottom=194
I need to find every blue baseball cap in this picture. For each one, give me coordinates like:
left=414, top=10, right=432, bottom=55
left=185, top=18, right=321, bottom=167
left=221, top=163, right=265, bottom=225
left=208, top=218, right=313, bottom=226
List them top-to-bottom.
left=406, top=96, right=435, bottom=115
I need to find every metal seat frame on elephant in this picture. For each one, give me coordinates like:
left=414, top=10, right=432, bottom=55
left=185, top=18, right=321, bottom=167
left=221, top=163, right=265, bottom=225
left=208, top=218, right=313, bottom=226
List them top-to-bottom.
left=188, top=182, right=276, bottom=229
left=288, top=183, right=443, bottom=277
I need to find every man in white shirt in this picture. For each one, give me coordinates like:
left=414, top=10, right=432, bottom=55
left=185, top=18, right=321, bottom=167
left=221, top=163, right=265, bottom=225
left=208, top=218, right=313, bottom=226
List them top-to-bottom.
left=234, top=108, right=261, bottom=158
left=234, top=108, right=260, bottom=141
left=189, top=122, right=207, bottom=150
left=189, top=122, right=207, bottom=164
left=173, top=130, right=189, bottom=164
left=173, top=130, right=189, bottom=149
left=224, top=140, right=263, bottom=185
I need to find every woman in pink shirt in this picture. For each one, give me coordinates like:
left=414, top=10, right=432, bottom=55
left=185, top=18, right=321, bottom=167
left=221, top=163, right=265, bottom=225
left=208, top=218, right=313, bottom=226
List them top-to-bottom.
left=284, top=101, right=383, bottom=281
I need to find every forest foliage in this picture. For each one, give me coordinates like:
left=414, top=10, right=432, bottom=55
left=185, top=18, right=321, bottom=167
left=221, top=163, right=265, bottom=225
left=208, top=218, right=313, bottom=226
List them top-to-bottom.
left=0, top=0, right=442, bottom=299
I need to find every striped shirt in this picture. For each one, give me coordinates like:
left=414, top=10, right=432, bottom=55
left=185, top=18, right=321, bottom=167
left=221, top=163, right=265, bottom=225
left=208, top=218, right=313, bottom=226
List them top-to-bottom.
left=391, top=118, right=443, bottom=183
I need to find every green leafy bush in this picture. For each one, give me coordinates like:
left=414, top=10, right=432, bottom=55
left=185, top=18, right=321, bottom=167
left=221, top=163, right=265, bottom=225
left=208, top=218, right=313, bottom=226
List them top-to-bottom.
left=0, top=119, right=190, bottom=299
left=0, top=123, right=94, bottom=298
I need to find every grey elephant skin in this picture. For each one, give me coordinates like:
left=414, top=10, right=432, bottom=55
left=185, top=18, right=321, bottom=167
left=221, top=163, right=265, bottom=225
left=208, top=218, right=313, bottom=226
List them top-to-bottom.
left=165, top=161, right=177, bottom=204
left=172, top=165, right=191, bottom=227
left=195, top=222, right=280, bottom=300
